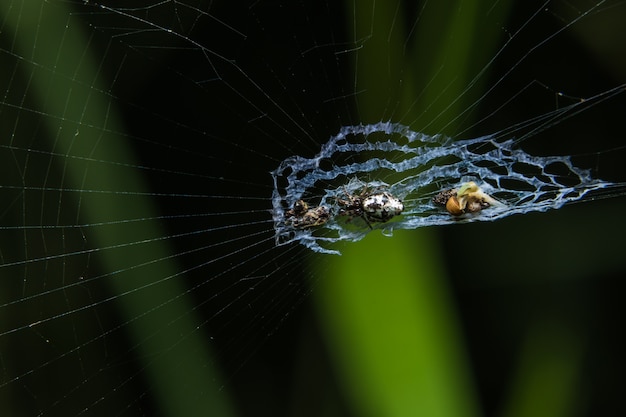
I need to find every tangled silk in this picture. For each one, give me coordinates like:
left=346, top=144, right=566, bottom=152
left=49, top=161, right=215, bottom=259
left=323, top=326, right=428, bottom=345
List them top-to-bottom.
left=271, top=122, right=613, bottom=254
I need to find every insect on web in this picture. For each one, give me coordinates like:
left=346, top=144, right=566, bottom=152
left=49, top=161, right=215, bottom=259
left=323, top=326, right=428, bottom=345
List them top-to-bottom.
left=271, top=122, right=615, bottom=255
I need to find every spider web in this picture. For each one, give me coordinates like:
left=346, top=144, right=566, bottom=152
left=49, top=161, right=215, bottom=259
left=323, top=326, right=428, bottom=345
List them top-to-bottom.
left=1, top=0, right=625, bottom=416
left=271, top=119, right=622, bottom=255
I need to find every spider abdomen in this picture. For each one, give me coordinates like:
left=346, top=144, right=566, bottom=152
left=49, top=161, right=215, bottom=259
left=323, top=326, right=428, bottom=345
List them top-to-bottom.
left=362, top=192, right=404, bottom=222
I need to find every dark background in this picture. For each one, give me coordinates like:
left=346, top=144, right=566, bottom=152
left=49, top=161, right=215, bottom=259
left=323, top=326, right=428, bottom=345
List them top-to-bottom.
left=0, top=0, right=625, bottom=416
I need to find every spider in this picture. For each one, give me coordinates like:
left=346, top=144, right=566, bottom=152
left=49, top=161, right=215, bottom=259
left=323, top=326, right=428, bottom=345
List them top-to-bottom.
left=336, top=185, right=404, bottom=228
left=285, top=199, right=331, bottom=228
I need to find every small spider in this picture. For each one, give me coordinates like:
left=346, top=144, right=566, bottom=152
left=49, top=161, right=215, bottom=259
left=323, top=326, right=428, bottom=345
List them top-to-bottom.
left=433, top=181, right=500, bottom=216
left=336, top=185, right=404, bottom=228
left=285, top=199, right=331, bottom=228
